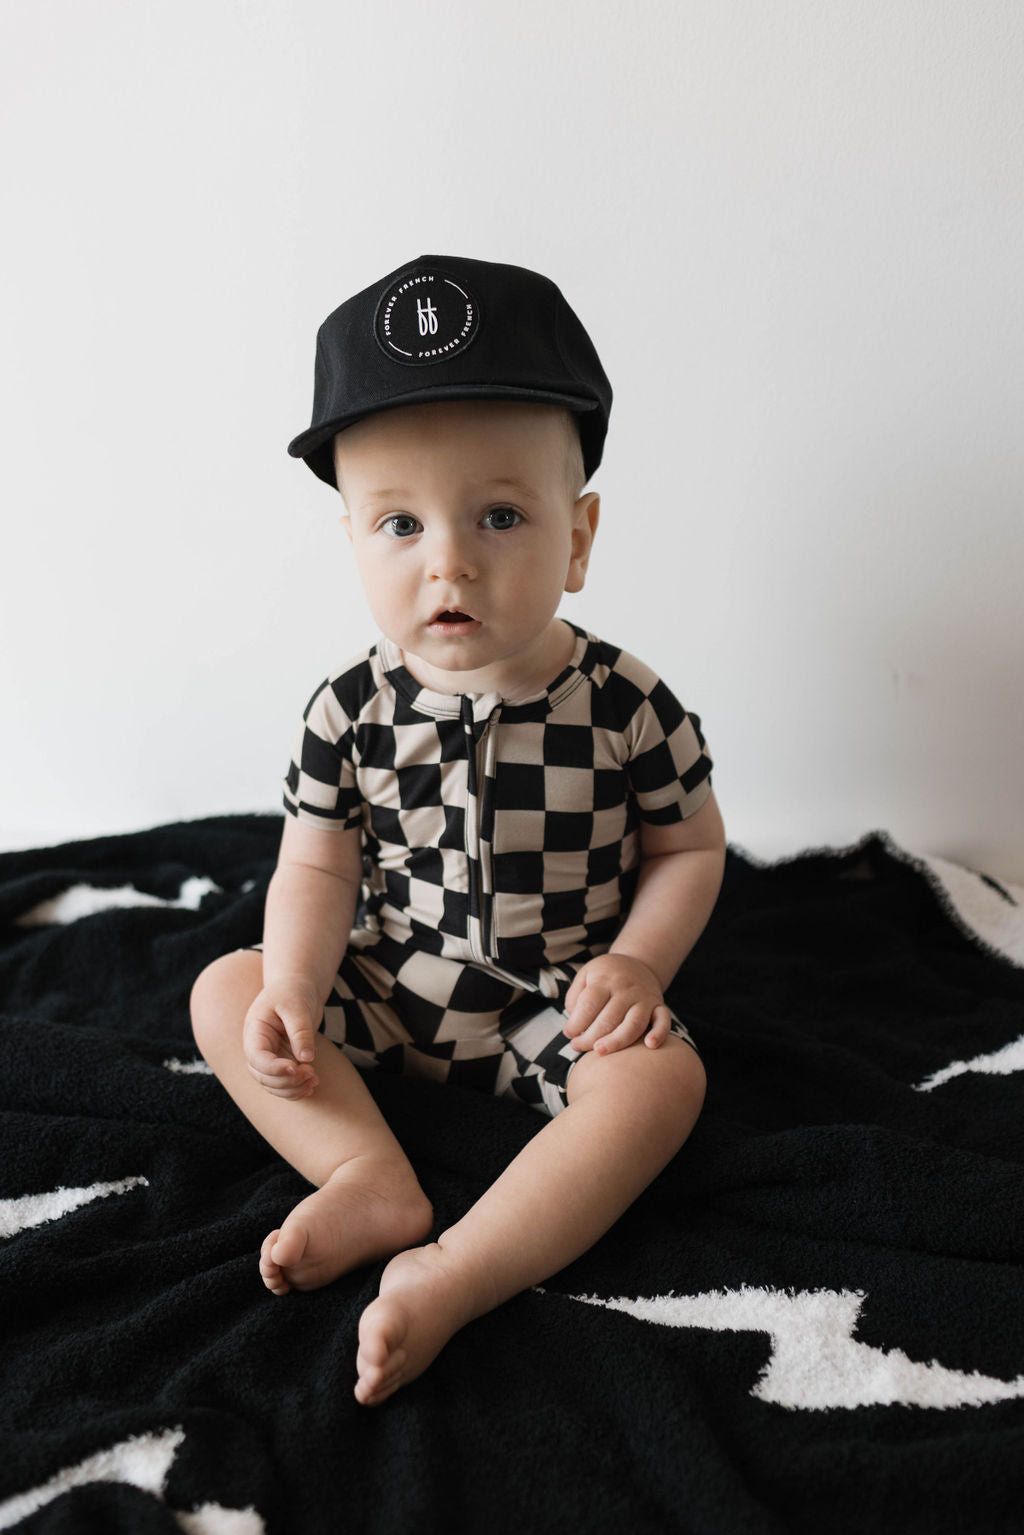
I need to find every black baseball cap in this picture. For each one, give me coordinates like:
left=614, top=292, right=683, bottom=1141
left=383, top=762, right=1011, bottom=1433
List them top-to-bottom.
left=287, top=254, right=613, bottom=489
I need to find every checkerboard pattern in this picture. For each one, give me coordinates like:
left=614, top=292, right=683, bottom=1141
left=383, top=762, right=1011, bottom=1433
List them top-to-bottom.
left=280, top=623, right=712, bottom=1111
left=314, top=928, right=698, bottom=1116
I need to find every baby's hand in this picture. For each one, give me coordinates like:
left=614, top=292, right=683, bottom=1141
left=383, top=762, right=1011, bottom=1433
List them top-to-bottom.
left=563, top=954, right=672, bottom=1055
left=242, top=979, right=322, bottom=1099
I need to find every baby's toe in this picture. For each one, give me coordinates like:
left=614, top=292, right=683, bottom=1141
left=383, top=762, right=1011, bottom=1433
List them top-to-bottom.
left=269, top=1217, right=310, bottom=1270
left=259, top=1230, right=291, bottom=1295
left=355, top=1295, right=413, bottom=1403
left=357, top=1296, right=409, bottom=1365
left=355, top=1347, right=408, bottom=1406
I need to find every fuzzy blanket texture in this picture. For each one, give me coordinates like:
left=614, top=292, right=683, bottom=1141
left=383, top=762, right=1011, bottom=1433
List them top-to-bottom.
left=1, top=816, right=1023, bottom=1534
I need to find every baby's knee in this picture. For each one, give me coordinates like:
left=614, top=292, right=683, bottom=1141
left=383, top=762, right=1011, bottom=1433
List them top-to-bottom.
left=189, top=950, right=262, bottom=1051
left=569, top=1033, right=706, bottom=1117
left=650, top=1036, right=707, bottom=1113
left=678, top=1043, right=708, bottom=1113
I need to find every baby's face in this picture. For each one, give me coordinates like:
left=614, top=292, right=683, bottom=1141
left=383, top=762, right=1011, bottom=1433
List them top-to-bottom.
left=334, top=400, right=599, bottom=696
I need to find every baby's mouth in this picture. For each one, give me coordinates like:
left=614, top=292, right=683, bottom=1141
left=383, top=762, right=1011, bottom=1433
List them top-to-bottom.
left=429, top=608, right=481, bottom=631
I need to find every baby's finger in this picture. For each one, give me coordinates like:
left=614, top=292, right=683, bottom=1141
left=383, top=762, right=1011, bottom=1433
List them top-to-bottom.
left=564, top=969, right=587, bottom=1012
left=563, top=981, right=612, bottom=1039
left=568, top=998, right=628, bottom=1052
left=594, top=1004, right=651, bottom=1055
left=279, top=1005, right=317, bottom=1065
left=644, top=1005, right=673, bottom=1048
left=243, top=1012, right=287, bottom=1060
left=246, top=1043, right=289, bottom=1076
left=247, top=1046, right=312, bottom=1084
left=247, top=1057, right=317, bottom=1097
left=259, top=1075, right=317, bottom=1100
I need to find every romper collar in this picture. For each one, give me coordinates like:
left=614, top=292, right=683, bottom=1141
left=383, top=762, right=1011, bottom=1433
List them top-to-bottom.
left=377, top=623, right=595, bottom=721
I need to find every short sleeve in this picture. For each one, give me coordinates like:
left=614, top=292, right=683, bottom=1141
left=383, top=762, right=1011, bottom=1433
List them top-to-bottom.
left=282, top=674, right=364, bottom=831
left=624, top=676, right=714, bottom=825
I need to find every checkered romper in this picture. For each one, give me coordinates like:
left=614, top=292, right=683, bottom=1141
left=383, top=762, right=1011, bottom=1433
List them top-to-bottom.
left=278, top=624, right=713, bottom=1116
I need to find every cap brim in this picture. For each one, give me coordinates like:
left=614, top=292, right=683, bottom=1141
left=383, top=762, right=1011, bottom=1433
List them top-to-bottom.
left=287, top=384, right=600, bottom=465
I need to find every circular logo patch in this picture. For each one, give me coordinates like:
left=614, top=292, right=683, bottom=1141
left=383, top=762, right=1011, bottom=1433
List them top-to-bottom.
left=373, top=267, right=480, bottom=366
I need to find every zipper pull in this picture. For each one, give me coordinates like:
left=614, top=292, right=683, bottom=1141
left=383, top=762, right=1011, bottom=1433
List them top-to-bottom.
left=461, top=695, right=478, bottom=795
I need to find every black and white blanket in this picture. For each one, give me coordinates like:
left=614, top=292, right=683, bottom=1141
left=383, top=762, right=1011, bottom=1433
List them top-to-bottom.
left=1, top=816, right=1022, bottom=1534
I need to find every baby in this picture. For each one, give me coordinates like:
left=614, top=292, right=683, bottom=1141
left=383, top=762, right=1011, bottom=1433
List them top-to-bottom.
left=190, top=254, right=726, bottom=1407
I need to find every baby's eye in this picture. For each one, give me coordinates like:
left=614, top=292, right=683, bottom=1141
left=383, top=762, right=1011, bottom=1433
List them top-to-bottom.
left=481, top=506, right=522, bottom=531
left=381, top=514, right=421, bottom=538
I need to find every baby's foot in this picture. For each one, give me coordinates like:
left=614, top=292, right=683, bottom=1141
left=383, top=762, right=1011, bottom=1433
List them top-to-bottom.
left=259, top=1159, right=433, bottom=1296
left=354, top=1242, right=484, bottom=1406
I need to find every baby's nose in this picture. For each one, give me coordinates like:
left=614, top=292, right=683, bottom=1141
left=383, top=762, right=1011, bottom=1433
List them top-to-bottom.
left=426, top=531, right=477, bottom=582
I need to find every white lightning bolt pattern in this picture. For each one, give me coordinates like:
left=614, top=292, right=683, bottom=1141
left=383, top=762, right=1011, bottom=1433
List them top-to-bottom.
left=913, top=852, right=1024, bottom=968
left=15, top=876, right=222, bottom=927
left=915, top=1032, right=1024, bottom=1092
left=164, top=1057, right=214, bottom=1075
left=0, top=1178, right=149, bottom=1240
left=569, top=1286, right=1024, bottom=1410
left=0, top=1427, right=265, bottom=1532
left=0, top=1429, right=182, bottom=1529
left=174, top=1506, right=266, bottom=1534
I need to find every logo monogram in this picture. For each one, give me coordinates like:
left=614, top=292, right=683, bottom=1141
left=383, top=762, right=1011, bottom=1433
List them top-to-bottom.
left=375, top=268, right=480, bottom=365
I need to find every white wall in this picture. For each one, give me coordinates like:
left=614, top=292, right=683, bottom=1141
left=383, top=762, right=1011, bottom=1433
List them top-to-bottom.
left=2, top=0, right=1022, bottom=878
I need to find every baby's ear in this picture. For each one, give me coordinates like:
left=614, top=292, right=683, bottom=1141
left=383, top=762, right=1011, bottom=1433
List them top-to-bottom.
left=565, top=493, right=600, bottom=593
left=339, top=513, right=353, bottom=542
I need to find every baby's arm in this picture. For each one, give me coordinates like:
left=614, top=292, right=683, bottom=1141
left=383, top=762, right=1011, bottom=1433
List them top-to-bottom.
left=563, top=790, right=726, bottom=1055
left=244, top=816, right=364, bottom=1099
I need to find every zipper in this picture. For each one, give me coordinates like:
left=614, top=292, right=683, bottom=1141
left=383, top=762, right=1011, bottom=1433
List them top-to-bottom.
left=460, top=695, right=499, bottom=963
left=478, top=724, right=497, bottom=957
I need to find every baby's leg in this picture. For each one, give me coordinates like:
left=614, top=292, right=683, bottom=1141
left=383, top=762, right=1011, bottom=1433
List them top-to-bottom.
left=190, top=952, right=433, bottom=1294
left=354, top=1036, right=706, bottom=1405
